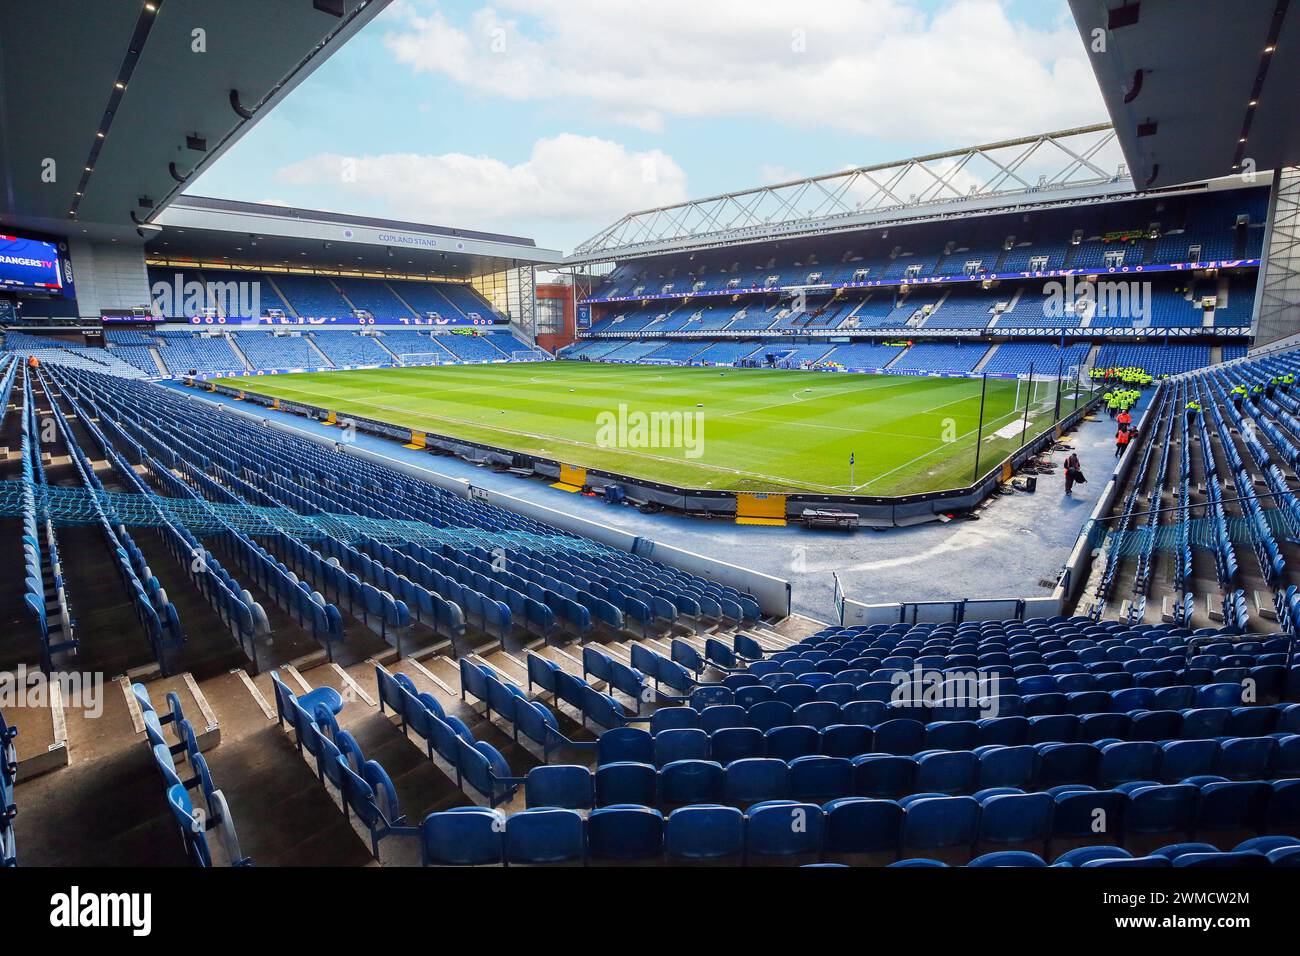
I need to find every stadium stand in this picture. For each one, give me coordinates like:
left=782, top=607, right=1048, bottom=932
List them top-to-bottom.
left=270, top=274, right=353, bottom=320
left=333, top=278, right=417, bottom=323
left=150, top=330, right=245, bottom=374
left=231, top=332, right=322, bottom=370
left=309, top=332, right=395, bottom=367
left=435, top=333, right=508, bottom=362
left=890, top=342, right=991, bottom=374
left=822, top=343, right=908, bottom=370
left=980, top=343, right=1092, bottom=376
left=1093, top=344, right=1212, bottom=377
left=1083, top=347, right=1300, bottom=633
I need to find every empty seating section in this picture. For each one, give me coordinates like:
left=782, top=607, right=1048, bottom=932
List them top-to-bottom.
left=567, top=189, right=1262, bottom=380
left=586, top=189, right=1267, bottom=303
left=270, top=274, right=352, bottom=319
left=334, top=278, right=416, bottom=322
left=375, top=280, right=496, bottom=324
left=437, top=283, right=500, bottom=322
left=924, top=291, right=995, bottom=329
left=1, top=326, right=551, bottom=378
left=379, top=330, right=449, bottom=360
left=154, top=331, right=245, bottom=374
left=1, top=332, right=151, bottom=377
left=309, top=332, right=394, bottom=367
left=233, top=333, right=320, bottom=369
left=436, top=334, right=507, bottom=362
left=605, top=340, right=674, bottom=362
left=643, top=341, right=706, bottom=362
left=689, top=341, right=761, bottom=365
left=891, top=342, right=989, bottom=374
left=107, top=343, right=163, bottom=375
left=823, top=343, right=907, bottom=370
left=981, top=343, right=1091, bottom=376
left=1094, top=345, right=1212, bottom=377
left=1090, top=346, right=1300, bottom=636
left=14, top=360, right=78, bottom=672
left=25, top=364, right=195, bottom=672
left=36, top=367, right=760, bottom=678
left=414, top=615, right=1300, bottom=866
left=134, top=683, right=250, bottom=866
left=0, top=702, right=14, bottom=866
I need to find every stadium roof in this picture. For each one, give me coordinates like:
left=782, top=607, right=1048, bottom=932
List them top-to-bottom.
left=0, top=0, right=391, bottom=242
left=1070, top=0, right=1298, bottom=189
left=564, top=126, right=1135, bottom=266
left=147, top=196, right=562, bottom=280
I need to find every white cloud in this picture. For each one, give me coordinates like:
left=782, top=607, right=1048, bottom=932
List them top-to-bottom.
left=382, top=0, right=1106, bottom=142
left=275, top=133, right=688, bottom=231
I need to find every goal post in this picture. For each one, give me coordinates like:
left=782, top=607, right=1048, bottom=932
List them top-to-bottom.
left=395, top=352, right=449, bottom=367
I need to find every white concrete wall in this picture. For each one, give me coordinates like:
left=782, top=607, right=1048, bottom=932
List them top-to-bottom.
left=66, top=238, right=151, bottom=317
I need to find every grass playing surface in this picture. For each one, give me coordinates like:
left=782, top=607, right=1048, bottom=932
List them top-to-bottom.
left=219, top=362, right=1089, bottom=495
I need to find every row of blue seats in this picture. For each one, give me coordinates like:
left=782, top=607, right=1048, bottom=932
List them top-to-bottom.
left=17, top=362, right=78, bottom=671
left=40, top=368, right=186, bottom=668
left=147, top=464, right=272, bottom=665
left=213, top=525, right=344, bottom=659
left=275, top=531, right=415, bottom=645
left=384, top=537, right=568, bottom=639
left=792, top=617, right=1247, bottom=650
left=774, top=632, right=1290, bottom=663
left=469, top=657, right=639, bottom=755
left=676, top=663, right=1293, bottom=708
left=364, top=668, right=522, bottom=809
left=269, top=671, right=427, bottom=853
left=615, top=681, right=1287, bottom=736
left=135, top=683, right=249, bottom=866
left=598, top=702, right=1300, bottom=760
left=1, top=707, right=16, bottom=866
left=576, top=736, right=1300, bottom=809
left=418, top=778, right=1300, bottom=866
left=882, top=839, right=1300, bottom=867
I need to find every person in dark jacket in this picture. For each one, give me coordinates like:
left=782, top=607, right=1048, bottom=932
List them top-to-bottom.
left=1064, top=452, right=1083, bottom=495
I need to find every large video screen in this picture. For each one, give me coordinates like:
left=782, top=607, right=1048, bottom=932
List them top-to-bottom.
left=0, top=234, right=67, bottom=293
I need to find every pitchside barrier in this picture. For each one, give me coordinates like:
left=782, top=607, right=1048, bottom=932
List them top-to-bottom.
left=199, top=375, right=1103, bottom=530
left=839, top=594, right=1064, bottom=627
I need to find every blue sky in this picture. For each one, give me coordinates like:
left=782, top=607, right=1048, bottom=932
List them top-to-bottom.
left=188, top=0, right=1109, bottom=253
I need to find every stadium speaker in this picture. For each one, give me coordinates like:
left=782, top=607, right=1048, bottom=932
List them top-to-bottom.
left=313, top=0, right=346, bottom=15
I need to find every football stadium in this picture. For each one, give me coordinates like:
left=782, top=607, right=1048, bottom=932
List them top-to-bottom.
left=1, top=0, right=1299, bottom=923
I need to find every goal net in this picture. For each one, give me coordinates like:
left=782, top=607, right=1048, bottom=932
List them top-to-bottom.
left=511, top=349, right=546, bottom=362
left=396, top=352, right=449, bottom=367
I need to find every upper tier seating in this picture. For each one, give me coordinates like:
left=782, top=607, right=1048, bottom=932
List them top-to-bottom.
left=271, top=274, right=353, bottom=319
left=334, top=278, right=416, bottom=322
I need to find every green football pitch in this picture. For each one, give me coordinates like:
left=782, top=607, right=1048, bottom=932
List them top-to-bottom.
left=219, top=362, right=1092, bottom=496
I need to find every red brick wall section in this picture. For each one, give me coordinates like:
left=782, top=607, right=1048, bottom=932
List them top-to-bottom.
left=535, top=283, right=575, bottom=354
